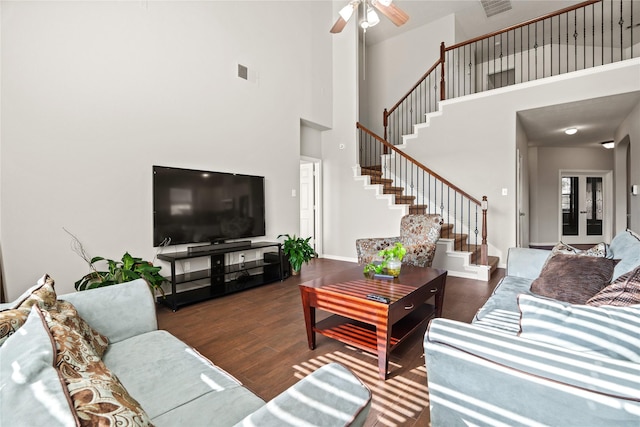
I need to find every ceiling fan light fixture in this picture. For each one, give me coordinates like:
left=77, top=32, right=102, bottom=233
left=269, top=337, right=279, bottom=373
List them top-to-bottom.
left=338, top=3, right=355, bottom=21
left=367, top=7, right=380, bottom=27
left=564, top=127, right=578, bottom=135
left=601, top=141, right=615, bottom=149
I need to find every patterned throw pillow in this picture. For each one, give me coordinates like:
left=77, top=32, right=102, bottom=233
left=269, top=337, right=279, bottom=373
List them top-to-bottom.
left=550, top=241, right=610, bottom=258
left=530, top=254, right=619, bottom=304
left=587, top=266, right=640, bottom=306
left=0, top=274, right=56, bottom=346
left=518, top=294, right=640, bottom=362
left=49, top=301, right=109, bottom=358
left=0, top=306, right=78, bottom=427
left=40, top=307, right=154, bottom=427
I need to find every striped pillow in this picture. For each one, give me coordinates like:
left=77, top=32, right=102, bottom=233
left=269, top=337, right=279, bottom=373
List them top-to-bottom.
left=587, top=266, right=640, bottom=306
left=518, top=294, right=640, bottom=362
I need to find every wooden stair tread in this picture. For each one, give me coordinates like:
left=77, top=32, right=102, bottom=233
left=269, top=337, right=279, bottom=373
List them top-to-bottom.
left=370, top=177, right=394, bottom=185
left=394, top=195, right=416, bottom=203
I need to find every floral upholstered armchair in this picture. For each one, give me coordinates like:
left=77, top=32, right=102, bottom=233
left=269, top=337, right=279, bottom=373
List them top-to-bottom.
left=356, top=214, right=442, bottom=268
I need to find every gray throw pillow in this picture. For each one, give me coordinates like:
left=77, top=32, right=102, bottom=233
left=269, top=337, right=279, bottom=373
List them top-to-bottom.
left=530, top=254, right=618, bottom=304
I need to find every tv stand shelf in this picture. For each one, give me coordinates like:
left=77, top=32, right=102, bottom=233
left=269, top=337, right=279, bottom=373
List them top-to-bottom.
left=157, top=241, right=285, bottom=311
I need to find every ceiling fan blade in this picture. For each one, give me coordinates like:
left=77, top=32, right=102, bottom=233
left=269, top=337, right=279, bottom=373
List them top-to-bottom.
left=373, top=1, right=409, bottom=27
left=330, top=2, right=358, bottom=34
left=330, top=16, right=348, bottom=34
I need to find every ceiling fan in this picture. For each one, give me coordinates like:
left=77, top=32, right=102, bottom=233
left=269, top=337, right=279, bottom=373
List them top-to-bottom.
left=330, top=0, right=409, bottom=34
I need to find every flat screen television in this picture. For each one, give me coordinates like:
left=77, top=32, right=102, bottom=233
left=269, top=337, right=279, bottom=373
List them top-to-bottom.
left=153, top=166, right=266, bottom=247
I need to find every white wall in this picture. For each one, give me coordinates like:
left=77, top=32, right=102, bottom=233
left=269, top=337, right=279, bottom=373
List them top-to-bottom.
left=0, top=1, right=333, bottom=299
left=361, top=14, right=456, bottom=136
left=398, top=60, right=640, bottom=265
left=615, top=99, right=640, bottom=232
left=515, top=115, right=531, bottom=247
left=529, top=146, right=614, bottom=245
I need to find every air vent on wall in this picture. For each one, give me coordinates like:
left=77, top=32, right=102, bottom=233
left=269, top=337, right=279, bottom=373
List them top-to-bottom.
left=480, top=0, right=512, bottom=18
left=238, top=64, right=248, bottom=80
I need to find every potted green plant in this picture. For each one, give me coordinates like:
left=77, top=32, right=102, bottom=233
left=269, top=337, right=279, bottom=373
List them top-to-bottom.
left=64, top=228, right=166, bottom=296
left=278, top=234, right=315, bottom=275
left=363, top=242, right=407, bottom=278
left=74, top=252, right=167, bottom=296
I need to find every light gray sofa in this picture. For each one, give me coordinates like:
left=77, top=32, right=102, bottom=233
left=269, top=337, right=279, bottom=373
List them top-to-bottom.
left=423, top=230, right=640, bottom=426
left=1, top=279, right=372, bottom=426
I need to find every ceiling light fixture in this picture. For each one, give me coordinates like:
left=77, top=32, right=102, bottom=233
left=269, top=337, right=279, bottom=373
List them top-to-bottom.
left=338, top=3, right=355, bottom=21
left=361, top=6, right=380, bottom=29
left=564, top=127, right=578, bottom=135
left=601, top=141, right=615, bottom=149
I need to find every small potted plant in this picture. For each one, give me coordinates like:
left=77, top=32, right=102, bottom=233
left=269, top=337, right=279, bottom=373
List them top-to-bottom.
left=278, top=234, right=315, bottom=275
left=363, top=242, right=407, bottom=278
left=380, top=242, right=406, bottom=277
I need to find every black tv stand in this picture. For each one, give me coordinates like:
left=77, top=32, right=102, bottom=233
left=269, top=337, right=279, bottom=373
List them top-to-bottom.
left=157, top=241, right=286, bottom=311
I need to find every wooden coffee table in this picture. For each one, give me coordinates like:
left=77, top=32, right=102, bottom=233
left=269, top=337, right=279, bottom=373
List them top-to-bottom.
left=299, top=264, right=447, bottom=379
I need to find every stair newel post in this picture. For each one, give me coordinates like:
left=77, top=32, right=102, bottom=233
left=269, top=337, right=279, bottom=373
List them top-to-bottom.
left=439, top=42, right=446, bottom=101
left=382, top=108, right=390, bottom=154
left=383, top=108, right=388, bottom=141
left=481, top=196, right=488, bottom=266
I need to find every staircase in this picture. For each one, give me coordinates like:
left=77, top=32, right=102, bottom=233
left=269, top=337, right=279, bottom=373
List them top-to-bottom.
left=355, top=0, right=636, bottom=280
left=357, top=161, right=498, bottom=281
left=360, top=165, right=428, bottom=214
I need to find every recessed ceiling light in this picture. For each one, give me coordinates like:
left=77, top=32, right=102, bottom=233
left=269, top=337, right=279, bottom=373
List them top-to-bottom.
left=565, top=127, right=578, bottom=135
left=601, top=141, right=614, bottom=149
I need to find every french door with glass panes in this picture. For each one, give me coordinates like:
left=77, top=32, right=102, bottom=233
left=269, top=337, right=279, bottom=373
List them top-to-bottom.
left=560, top=172, right=608, bottom=244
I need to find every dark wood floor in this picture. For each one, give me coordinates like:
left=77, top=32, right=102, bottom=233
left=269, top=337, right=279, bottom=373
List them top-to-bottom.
left=157, top=258, right=504, bottom=427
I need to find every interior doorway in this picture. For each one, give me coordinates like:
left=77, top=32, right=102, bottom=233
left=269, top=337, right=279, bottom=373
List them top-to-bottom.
left=300, top=158, right=322, bottom=256
left=559, top=170, right=612, bottom=244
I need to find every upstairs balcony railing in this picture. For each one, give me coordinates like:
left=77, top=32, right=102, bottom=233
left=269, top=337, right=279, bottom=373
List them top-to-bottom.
left=383, top=0, right=637, bottom=145
left=358, top=123, right=488, bottom=265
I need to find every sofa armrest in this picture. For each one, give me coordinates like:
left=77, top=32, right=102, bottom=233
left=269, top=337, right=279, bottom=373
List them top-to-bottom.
left=505, top=247, right=550, bottom=279
left=59, top=279, right=158, bottom=344
left=424, top=318, right=640, bottom=426
left=235, top=363, right=372, bottom=427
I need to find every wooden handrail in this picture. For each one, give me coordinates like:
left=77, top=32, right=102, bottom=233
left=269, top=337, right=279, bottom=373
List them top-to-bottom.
left=446, top=0, right=601, bottom=51
left=384, top=58, right=441, bottom=118
left=356, top=122, right=482, bottom=206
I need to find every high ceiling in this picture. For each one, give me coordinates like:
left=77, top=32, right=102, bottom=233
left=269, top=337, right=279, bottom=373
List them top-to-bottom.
left=349, top=0, right=640, bottom=148
left=363, top=0, right=586, bottom=46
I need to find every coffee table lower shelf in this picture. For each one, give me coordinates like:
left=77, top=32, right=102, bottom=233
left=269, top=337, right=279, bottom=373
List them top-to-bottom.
left=314, top=303, right=436, bottom=355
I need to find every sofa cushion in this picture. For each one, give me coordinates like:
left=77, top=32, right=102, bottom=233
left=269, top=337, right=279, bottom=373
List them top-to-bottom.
left=609, top=229, right=640, bottom=281
left=530, top=254, right=618, bottom=304
left=587, top=265, right=640, bottom=307
left=0, top=274, right=57, bottom=346
left=474, top=276, right=534, bottom=320
left=518, top=294, right=640, bottom=362
left=0, top=306, right=77, bottom=427
left=41, top=307, right=153, bottom=426
left=103, top=330, right=261, bottom=420
left=235, top=363, right=372, bottom=427
left=152, top=386, right=265, bottom=426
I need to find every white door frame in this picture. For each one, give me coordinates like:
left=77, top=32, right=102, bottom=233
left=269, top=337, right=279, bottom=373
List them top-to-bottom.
left=300, top=156, right=322, bottom=257
left=558, top=169, right=613, bottom=244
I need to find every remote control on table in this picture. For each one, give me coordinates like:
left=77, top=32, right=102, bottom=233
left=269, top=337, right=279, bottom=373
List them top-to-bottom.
left=366, top=294, right=391, bottom=304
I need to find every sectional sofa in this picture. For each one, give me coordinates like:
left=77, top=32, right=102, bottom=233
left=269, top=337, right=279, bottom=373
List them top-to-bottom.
left=424, top=229, right=640, bottom=426
left=1, top=277, right=372, bottom=426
